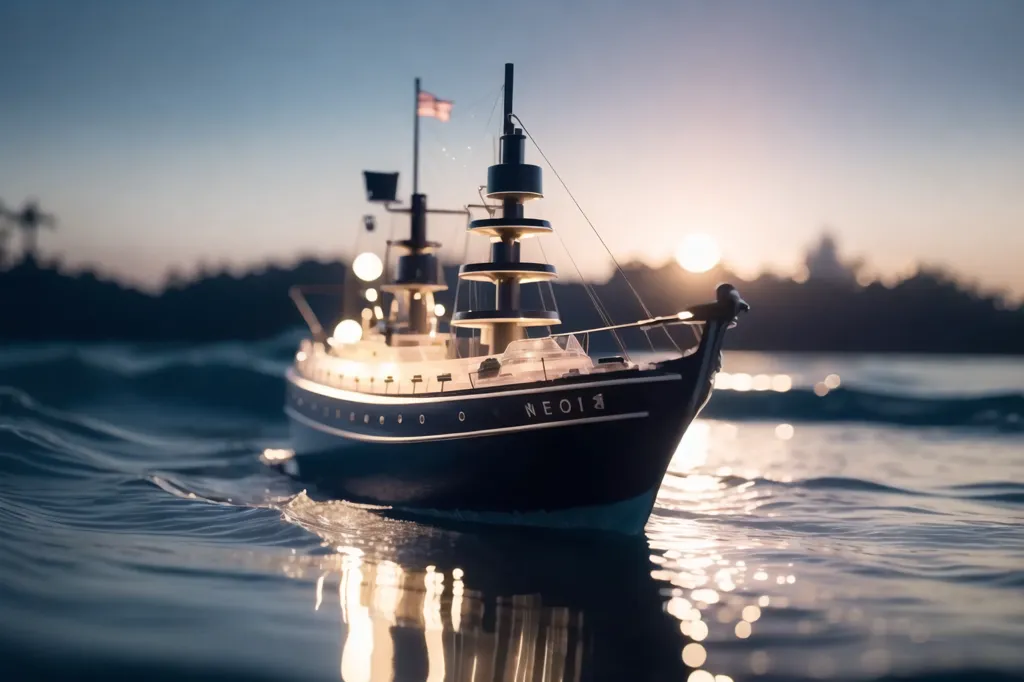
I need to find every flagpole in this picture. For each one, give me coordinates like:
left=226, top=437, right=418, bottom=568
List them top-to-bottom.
left=413, top=77, right=420, bottom=196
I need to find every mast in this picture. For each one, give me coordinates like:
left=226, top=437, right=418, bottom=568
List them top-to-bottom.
left=451, top=63, right=560, bottom=355
left=376, top=76, right=447, bottom=339
left=413, top=77, right=420, bottom=196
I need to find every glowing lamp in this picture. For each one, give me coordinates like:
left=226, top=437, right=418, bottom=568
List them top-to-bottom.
left=352, top=252, right=384, bottom=282
left=365, top=287, right=379, bottom=302
left=434, top=303, right=446, bottom=317
left=333, top=319, right=363, bottom=344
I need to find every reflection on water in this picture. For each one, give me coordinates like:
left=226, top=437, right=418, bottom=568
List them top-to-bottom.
left=250, top=413, right=1023, bottom=681
left=273, top=494, right=691, bottom=682
left=327, top=554, right=579, bottom=682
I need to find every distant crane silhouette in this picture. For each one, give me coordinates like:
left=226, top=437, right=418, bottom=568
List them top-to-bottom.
left=0, top=199, right=57, bottom=263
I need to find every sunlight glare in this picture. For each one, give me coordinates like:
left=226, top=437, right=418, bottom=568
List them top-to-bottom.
left=675, top=233, right=722, bottom=273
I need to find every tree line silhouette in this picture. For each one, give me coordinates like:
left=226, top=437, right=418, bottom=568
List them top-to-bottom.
left=1, top=240, right=1021, bottom=354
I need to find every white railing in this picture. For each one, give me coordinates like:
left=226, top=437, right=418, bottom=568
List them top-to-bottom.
left=293, top=335, right=618, bottom=396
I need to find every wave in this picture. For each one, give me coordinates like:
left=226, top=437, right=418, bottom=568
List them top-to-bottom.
left=0, top=347, right=1021, bottom=429
left=702, top=386, right=1024, bottom=429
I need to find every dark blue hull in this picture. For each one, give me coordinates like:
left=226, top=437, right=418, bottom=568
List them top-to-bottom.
left=280, top=346, right=721, bottom=534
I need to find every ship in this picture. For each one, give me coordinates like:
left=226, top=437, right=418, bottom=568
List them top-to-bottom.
left=277, top=63, right=748, bottom=535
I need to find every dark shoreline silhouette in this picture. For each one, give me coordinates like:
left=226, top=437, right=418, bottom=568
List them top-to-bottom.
left=2, top=254, right=1021, bottom=354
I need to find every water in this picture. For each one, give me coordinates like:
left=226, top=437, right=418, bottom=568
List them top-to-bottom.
left=1, top=340, right=1022, bottom=682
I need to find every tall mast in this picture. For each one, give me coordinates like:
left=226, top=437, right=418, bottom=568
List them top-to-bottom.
left=451, top=63, right=560, bottom=355
left=376, top=75, right=447, bottom=338
left=413, top=77, right=421, bottom=196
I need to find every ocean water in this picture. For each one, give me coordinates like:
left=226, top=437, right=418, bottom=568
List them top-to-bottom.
left=1, top=339, right=1022, bottom=682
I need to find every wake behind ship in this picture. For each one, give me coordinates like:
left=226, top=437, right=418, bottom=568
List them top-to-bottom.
left=277, top=63, right=748, bottom=534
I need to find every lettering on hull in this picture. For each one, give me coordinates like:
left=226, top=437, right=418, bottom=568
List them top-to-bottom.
left=526, top=393, right=605, bottom=419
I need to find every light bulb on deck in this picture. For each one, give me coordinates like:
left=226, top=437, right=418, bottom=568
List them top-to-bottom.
left=352, top=252, right=383, bottom=282
left=365, top=287, right=378, bottom=302
left=434, top=303, right=446, bottom=317
left=333, top=319, right=363, bottom=344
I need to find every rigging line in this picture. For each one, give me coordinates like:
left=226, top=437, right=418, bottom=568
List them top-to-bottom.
left=481, top=85, right=503, bottom=137
left=511, top=114, right=653, bottom=318
left=510, top=116, right=665, bottom=352
left=507, top=117, right=633, bottom=358
left=542, top=219, right=627, bottom=358
left=536, top=238, right=560, bottom=316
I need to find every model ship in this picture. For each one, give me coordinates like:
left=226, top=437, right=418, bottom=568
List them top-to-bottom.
left=278, top=63, right=748, bottom=535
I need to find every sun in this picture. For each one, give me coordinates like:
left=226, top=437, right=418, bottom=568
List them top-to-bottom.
left=675, top=233, right=721, bottom=273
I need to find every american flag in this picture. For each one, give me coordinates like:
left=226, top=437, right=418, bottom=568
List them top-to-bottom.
left=417, top=91, right=453, bottom=121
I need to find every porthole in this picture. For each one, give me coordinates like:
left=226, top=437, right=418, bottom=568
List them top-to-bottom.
left=335, top=409, right=341, bottom=418
left=458, top=411, right=466, bottom=422
left=349, top=412, right=355, bottom=421
left=364, top=414, right=370, bottom=424
left=397, top=414, right=403, bottom=424
left=419, top=414, right=425, bottom=424
left=379, top=415, right=385, bottom=425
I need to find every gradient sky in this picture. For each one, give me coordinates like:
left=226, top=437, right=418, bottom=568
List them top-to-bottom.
left=2, top=0, right=1022, bottom=294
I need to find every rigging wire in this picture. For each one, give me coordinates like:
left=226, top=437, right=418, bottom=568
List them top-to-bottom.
left=509, top=115, right=683, bottom=355
left=507, top=116, right=629, bottom=358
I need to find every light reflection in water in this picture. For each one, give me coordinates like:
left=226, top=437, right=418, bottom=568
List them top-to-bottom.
left=271, top=494, right=692, bottom=681
left=323, top=548, right=588, bottom=682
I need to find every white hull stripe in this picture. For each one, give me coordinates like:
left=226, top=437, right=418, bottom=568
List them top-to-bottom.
left=286, top=367, right=681, bottom=405
left=285, top=406, right=650, bottom=444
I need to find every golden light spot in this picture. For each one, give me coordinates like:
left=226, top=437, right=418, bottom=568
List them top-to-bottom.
left=675, top=233, right=722, bottom=273
left=731, top=373, right=753, bottom=391
left=824, top=373, right=841, bottom=389
left=752, top=374, right=772, bottom=391
left=771, top=374, right=793, bottom=392
left=814, top=382, right=830, bottom=397
left=775, top=423, right=795, bottom=440
left=753, top=570, right=768, bottom=581
left=691, top=588, right=720, bottom=604
left=758, top=596, right=770, bottom=607
left=667, top=597, right=693, bottom=620
left=742, top=605, right=762, bottom=622
left=690, top=620, right=709, bottom=642
left=735, top=621, right=752, bottom=639
left=682, top=643, right=707, bottom=667
left=688, top=671, right=714, bottom=682
left=715, top=676, right=735, bottom=682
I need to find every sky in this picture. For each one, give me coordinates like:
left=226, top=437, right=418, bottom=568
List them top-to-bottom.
left=1, top=0, right=1023, bottom=295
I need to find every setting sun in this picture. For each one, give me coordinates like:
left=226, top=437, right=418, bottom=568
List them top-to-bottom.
left=675, top=233, right=721, bottom=273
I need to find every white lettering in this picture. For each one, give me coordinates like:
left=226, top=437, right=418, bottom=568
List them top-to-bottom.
left=593, top=393, right=605, bottom=410
left=577, top=396, right=584, bottom=411
left=559, top=398, right=572, bottom=414
left=542, top=400, right=553, bottom=415
left=525, top=403, right=536, bottom=418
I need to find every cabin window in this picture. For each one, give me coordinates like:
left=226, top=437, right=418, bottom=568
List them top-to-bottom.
left=458, top=411, right=466, bottom=422
left=349, top=412, right=355, bottom=421
left=397, top=414, right=403, bottom=424
left=363, top=415, right=369, bottom=424
left=379, top=416, right=385, bottom=425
